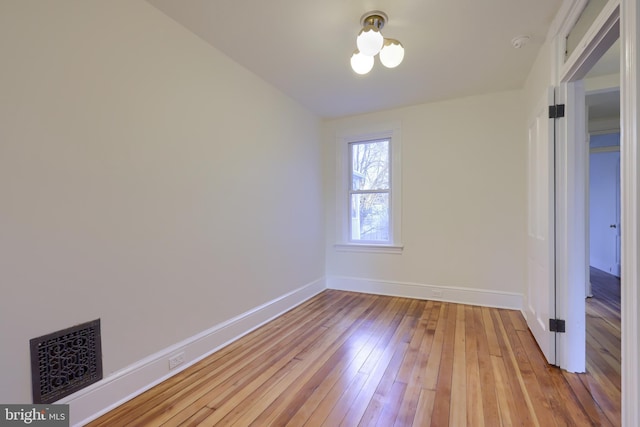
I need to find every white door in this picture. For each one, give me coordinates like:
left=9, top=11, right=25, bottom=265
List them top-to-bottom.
left=525, top=89, right=557, bottom=364
left=589, top=147, right=621, bottom=276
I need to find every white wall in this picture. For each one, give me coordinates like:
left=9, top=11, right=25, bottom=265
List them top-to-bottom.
left=0, top=0, right=324, bottom=409
left=523, top=35, right=555, bottom=120
left=323, top=91, right=527, bottom=306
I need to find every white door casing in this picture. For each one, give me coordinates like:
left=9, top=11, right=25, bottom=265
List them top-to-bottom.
left=548, top=0, right=639, bottom=423
left=552, top=0, right=620, bottom=376
left=620, top=0, right=640, bottom=424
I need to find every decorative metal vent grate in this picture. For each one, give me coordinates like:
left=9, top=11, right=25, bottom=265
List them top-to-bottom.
left=30, top=319, right=103, bottom=404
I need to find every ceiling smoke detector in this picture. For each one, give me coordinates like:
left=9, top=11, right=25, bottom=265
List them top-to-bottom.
left=511, top=35, right=531, bottom=49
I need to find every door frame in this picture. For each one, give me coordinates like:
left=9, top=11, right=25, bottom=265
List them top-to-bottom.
left=551, top=0, right=638, bottom=424
left=553, top=0, right=619, bottom=374
left=620, top=1, right=640, bottom=425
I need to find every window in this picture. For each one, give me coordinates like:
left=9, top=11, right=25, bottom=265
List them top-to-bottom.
left=336, top=123, right=402, bottom=253
left=349, top=139, right=390, bottom=242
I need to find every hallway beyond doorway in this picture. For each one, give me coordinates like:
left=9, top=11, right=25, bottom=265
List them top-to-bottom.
left=580, top=267, right=621, bottom=425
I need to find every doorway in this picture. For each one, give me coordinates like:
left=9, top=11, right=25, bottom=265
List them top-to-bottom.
left=555, top=1, right=639, bottom=425
left=584, top=54, right=622, bottom=422
left=589, top=136, right=620, bottom=277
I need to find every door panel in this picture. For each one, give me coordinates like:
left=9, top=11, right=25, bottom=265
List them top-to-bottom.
left=526, top=89, right=556, bottom=364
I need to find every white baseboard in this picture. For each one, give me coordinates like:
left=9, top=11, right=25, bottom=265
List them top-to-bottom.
left=327, top=276, right=523, bottom=310
left=63, top=277, right=326, bottom=427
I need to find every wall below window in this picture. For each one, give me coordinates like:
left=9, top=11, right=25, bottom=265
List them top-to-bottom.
left=0, top=1, right=324, bottom=423
left=324, top=91, right=527, bottom=307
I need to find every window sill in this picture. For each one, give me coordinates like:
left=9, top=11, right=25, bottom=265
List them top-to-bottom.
left=333, top=243, right=404, bottom=254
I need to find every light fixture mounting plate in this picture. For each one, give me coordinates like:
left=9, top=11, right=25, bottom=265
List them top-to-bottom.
left=360, top=10, right=388, bottom=30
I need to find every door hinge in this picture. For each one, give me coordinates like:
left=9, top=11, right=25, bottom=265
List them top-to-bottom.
left=549, top=104, right=565, bottom=119
left=549, top=318, right=566, bottom=333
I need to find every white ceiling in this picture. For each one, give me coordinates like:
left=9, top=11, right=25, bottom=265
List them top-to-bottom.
left=147, top=0, right=562, bottom=119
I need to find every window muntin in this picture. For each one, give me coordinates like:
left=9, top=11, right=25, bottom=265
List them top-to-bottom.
left=348, top=139, right=391, bottom=243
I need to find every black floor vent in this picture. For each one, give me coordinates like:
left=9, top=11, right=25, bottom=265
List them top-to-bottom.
left=30, top=319, right=103, bottom=404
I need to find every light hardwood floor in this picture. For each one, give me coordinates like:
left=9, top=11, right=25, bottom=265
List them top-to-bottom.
left=88, top=285, right=620, bottom=426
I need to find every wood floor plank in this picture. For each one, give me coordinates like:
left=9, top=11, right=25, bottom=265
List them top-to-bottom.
left=88, top=284, right=621, bottom=427
left=217, top=295, right=382, bottom=426
left=281, top=296, right=394, bottom=426
left=301, top=299, right=407, bottom=427
left=244, top=301, right=391, bottom=426
left=395, top=301, right=429, bottom=384
left=420, top=302, right=446, bottom=390
left=428, top=303, right=455, bottom=426
left=449, top=304, right=467, bottom=426
left=464, top=305, right=484, bottom=427
left=473, top=306, right=500, bottom=426
left=482, top=306, right=502, bottom=357
left=492, top=309, right=538, bottom=426
left=338, top=315, right=415, bottom=426
left=355, top=343, right=409, bottom=426
left=489, top=354, right=516, bottom=426
left=562, top=371, right=615, bottom=427
left=373, top=381, right=406, bottom=427
left=393, top=382, right=422, bottom=427
left=411, top=388, right=436, bottom=426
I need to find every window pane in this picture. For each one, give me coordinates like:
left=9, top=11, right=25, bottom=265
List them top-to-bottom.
left=565, top=0, right=608, bottom=61
left=351, top=140, right=389, bottom=191
left=350, top=193, right=389, bottom=241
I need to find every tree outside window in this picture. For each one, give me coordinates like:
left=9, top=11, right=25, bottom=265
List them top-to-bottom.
left=349, top=139, right=390, bottom=242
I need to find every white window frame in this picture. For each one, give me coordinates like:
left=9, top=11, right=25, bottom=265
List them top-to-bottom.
left=335, top=122, right=403, bottom=253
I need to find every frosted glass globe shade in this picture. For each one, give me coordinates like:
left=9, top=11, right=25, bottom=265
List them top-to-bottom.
left=356, top=25, right=384, bottom=56
left=379, top=39, right=404, bottom=68
left=350, top=50, right=374, bottom=74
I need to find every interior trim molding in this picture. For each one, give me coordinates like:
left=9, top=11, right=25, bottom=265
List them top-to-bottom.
left=559, top=0, right=620, bottom=82
left=620, top=0, right=639, bottom=425
left=590, top=145, right=620, bottom=153
left=333, top=243, right=404, bottom=254
left=327, top=276, right=523, bottom=311
left=60, top=277, right=326, bottom=427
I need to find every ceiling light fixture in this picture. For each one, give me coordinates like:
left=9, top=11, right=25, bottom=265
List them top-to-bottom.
left=351, top=11, right=404, bottom=75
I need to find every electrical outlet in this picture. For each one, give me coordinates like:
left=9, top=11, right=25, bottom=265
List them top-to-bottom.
left=168, top=352, right=185, bottom=370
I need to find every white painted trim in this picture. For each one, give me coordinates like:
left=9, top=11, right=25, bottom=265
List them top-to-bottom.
left=548, top=0, right=589, bottom=44
left=552, top=0, right=590, bottom=84
left=560, top=0, right=621, bottom=82
left=620, top=0, right=640, bottom=425
left=585, top=73, right=621, bottom=92
left=589, top=118, right=621, bottom=134
left=335, top=122, right=403, bottom=248
left=590, top=145, right=620, bottom=153
left=333, top=243, right=403, bottom=254
left=327, top=276, right=523, bottom=311
left=61, top=277, right=326, bottom=427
